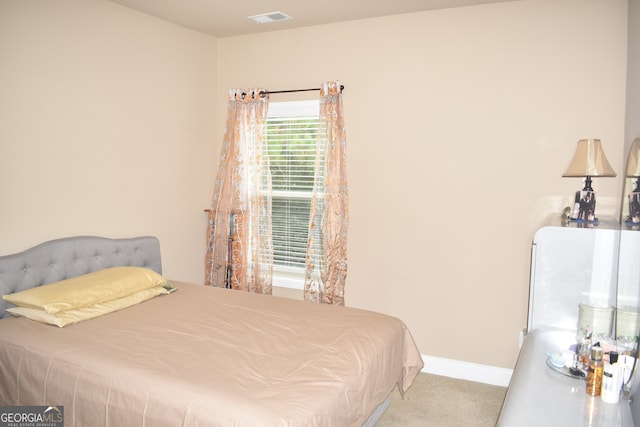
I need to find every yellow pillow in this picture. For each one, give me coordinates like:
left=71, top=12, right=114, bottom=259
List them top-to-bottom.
left=2, top=266, right=167, bottom=314
left=6, top=286, right=169, bottom=327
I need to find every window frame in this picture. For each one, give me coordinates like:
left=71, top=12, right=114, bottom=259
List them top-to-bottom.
left=267, top=100, right=320, bottom=290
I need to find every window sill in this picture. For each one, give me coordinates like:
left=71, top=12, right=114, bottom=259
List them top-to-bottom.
left=273, top=274, right=304, bottom=290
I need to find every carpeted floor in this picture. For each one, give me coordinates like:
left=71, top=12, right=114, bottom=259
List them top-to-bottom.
left=376, top=373, right=507, bottom=426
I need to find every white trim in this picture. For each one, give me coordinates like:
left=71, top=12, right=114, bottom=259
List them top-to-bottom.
left=268, top=100, right=318, bottom=118
left=272, top=275, right=304, bottom=290
left=421, top=354, right=512, bottom=387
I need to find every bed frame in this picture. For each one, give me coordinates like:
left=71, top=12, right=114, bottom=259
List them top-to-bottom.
left=0, top=236, right=162, bottom=318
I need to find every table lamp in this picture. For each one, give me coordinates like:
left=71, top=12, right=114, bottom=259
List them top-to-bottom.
left=563, top=138, right=617, bottom=222
left=625, top=138, right=640, bottom=224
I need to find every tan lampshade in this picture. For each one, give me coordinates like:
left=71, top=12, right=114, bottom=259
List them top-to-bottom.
left=625, top=138, right=640, bottom=177
left=562, top=139, right=617, bottom=178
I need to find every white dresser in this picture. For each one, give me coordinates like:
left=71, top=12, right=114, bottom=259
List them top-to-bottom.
left=497, top=217, right=636, bottom=427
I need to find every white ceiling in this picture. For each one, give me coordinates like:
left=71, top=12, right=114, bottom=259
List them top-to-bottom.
left=108, top=0, right=520, bottom=38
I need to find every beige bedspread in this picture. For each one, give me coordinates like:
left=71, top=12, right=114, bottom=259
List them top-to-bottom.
left=0, top=281, right=423, bottom=426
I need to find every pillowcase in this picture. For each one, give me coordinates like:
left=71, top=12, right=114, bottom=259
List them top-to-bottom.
left=2, top=266, right=168, bottom=314
left=6, top=286, right=169, bottom=327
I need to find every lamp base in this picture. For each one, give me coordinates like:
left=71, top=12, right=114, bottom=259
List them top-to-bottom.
left=569, top=189, right=597, bottom=222
left=626, top=191, right=640, bottom=224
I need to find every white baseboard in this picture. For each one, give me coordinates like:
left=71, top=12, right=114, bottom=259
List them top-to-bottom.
left=421, top=354, right=512, bottom=387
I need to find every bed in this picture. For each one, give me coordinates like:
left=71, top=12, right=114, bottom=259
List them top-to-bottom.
left=0, top=236, right=424, bottom=426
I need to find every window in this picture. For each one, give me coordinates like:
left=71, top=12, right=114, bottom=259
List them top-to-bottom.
left=266, top=101, right=320, bottom=288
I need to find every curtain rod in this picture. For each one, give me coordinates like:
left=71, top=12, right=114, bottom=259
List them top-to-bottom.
left=245, top=85, right=344, bottom=98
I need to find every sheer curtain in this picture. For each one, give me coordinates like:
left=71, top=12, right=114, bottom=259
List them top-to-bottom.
left=304, top=81, right=349, bottom=305
left=205, top=88, right=273, bottom=294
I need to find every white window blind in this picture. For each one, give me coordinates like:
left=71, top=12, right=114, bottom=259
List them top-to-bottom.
left=266, top=101, right=321, bottom=272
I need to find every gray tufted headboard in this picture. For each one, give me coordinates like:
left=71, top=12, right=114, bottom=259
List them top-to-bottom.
left=0, top=236, right=162, bottom=318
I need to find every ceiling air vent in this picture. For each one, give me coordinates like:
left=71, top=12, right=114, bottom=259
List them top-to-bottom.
left=247, top=11, right=292, bottom=24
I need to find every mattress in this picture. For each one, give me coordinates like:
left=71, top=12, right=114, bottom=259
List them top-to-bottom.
left=0, top=281, right=423, bottom=426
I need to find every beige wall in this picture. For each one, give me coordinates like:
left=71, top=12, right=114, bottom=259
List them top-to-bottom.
left=0, top=0, right=629, bottom=370
left=0, top=0, right=218, bottom=284
left=218, top=0, right=627, bottom=369
left=626, top=0, right=640, bottom=152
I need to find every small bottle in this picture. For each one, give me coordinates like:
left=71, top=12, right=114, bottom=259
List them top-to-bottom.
left=578, top=334, right=592, bottom=368
left=586, top=346, right=604, bottom=396
left=601, top=351, right=621, bottom=404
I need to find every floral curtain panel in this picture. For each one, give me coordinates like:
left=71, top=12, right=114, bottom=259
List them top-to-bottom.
left=304, top=81, right=349, bottom=305
left=205, top=88, right=273, bottom=294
